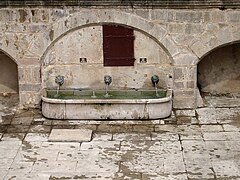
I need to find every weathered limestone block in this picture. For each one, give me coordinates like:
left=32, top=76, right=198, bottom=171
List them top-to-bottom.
left=31, top=8, right=50, bottom=23
left=18, top=9, right=31, bottom=23
left=50, top=9, right=69, bottom=22
left=97, top=9, right=117, bottom=22
left=134, top=9, right=150, bottom=19
left=150, top=9, right=175, bottom=22
left=0, top=10, right=12, bottom=22
left=210, top=10, right=226, bottom=23
left=176, top=11, right=203, bottom=23
left=227, top=11, right=240, bottom=22
left=203, top=12, right=211, bottom=22
left=129, top=15, right=155, bottom=34
left=51, top=21, right=68, bottom=40
left=7, top=23, right=27, bottom=33
left=168, top=23, right=185, bottom=34
left=206, top=23, right=219, bottom=32
left=27, top=24, right=48, bottom=33
left=185, top=24, right=202, bottom=35
left=149, top=25, right=167, bottom=41
left=231, top=25, right=240, bottom=41
left=214, top=27, right=233, bottom=46
left=200, top=30, right=217, bottom=45
left=28, top=32, right=51, bottom=57
left=0, top=33, right=21, bottom=60
left=171, top=34, right=195, bottom=46
left=161, top=35, right=180, bottom=57
left=191, top=40, right=209, bottom=58
left=173, top=53, right=198, bottom=65
left=19, top=57, right=40, bottom=66
left=18, top=66, right=40, bottom=84
left=32, top=66, right=41, bottom=83
left=173, top=66, right=196, bottom=82
left=185, top=66, right=197, bottom=81
left=18, top=67, right=32, bottom=83
left=174, top=67, right=184, bottom=81
left=174, top=81, right=184, bottom=89
left=174, top=81, right=196, bottom=90
left=186, top=81, right=195, bottom=89
left=19, top=84, right=41, bottom=91
left=196, top=88, right=204, bottom=107
left=174, top=90, right=195, bottom=98
left=19, top=91, right=41, bottom=108
left=173, top=97, right=196, bottom=109
left=176, top=109, right=196, bottom=116
left=49, top=129, right=92, bottom=142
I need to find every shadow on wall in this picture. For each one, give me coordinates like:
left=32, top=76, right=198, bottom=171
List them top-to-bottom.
left=198, top=43, right=240, bottom=96
left=0, top=51, right=19, bottom=94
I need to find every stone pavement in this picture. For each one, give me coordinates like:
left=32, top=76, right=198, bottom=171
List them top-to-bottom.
left=0, top=96, right=240, bottom=179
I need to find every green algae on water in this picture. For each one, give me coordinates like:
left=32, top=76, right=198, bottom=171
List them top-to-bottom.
left=47, top=89, right=167, bottom=99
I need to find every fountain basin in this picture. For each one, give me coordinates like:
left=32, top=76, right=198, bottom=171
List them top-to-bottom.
left=42, top=89, right=172, bottom=120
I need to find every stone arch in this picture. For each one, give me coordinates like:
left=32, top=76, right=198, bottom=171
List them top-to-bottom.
left=24, top=9, right=185, bottom=64
left=25, top=9, right=198, bottom=109
left=41, top=22, right=175, bottom=65
left=41, top=23, right=174, bottom=90
left=190, top=25, right=240, bottom=107
left=190, top=26, right=240, bottom=64
left=198, top=40, right=240, bottom=62
left=197, top=42, right=240, bottom=96
left=0, top=49, right=19, bottom=65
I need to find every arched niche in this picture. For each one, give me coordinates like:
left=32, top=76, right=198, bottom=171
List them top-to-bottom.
left=42, top=24, right=173, bottom=90
left=198, top=43, right=240, bottom=97
left=0, top=50, right=19, bottom=94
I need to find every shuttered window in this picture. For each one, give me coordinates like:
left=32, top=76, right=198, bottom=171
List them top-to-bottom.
left=103, top=25, right=135, bottom=66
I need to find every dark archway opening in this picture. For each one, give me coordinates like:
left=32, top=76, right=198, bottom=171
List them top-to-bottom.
left=198, top=43, right=240, bottom=99
left=0, top=51, right=19, bottom=117
left=0, top=51, right=19, bottom=94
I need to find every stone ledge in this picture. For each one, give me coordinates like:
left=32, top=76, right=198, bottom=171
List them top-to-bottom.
left=0, top=0, right=240, bottom=9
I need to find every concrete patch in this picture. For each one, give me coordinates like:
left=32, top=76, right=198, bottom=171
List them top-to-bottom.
left=48, top=129, right=92, bottom=142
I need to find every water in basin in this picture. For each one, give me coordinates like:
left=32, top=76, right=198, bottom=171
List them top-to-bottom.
left=46, top=89, right=167, bottom=99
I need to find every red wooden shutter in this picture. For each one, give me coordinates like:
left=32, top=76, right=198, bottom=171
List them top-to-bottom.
left=103, top=25, right=135, bottom=66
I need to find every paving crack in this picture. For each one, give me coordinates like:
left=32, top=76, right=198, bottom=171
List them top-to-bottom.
left=178, top=134, right=189, bottom=180
left=209, top=167, right=217, bottom=180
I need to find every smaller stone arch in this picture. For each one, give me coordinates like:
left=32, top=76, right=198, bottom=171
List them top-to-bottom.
left=190, top=26, right=240, bottom=64
left=185, top=27, right=240, bottom=107
left=198, top=40, right=240, bottom=62
left=197, top=42, right=240, bottom=97
left=0, top=49, right=19, bottom=65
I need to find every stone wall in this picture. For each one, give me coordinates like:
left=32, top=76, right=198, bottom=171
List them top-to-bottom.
left=1, top=0, right=240, bottom=8
left=0, top=6, right=239, bottom=109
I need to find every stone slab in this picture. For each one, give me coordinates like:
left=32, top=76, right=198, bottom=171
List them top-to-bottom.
left=48, top=129, right=92, bottom=142
left=24, top=133, right=49, bottom=142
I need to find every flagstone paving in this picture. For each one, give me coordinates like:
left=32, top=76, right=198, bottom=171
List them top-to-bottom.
left=0, top=96, right=240, bottom=179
